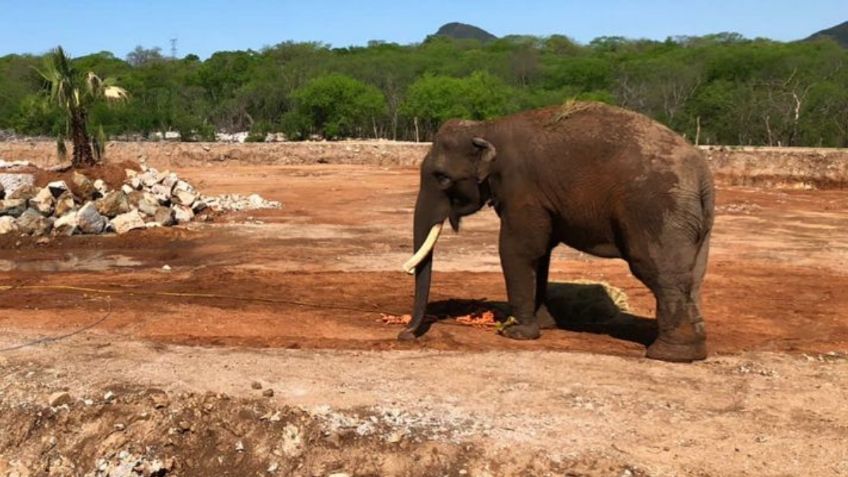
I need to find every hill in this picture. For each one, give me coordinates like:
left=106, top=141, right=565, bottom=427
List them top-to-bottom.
left=806, top=20, right=848, bottom=47
left=431, top=22, right=497, bottom=42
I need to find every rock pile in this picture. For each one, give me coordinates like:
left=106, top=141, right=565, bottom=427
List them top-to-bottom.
left=0, top=165, right=280, bottom=237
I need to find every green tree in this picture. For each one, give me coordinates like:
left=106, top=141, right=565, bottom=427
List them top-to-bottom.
left=285, top=74, right=386, bottom=139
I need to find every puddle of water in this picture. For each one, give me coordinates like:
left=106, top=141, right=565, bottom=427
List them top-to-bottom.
left=0, top=253, right=142, bottom=272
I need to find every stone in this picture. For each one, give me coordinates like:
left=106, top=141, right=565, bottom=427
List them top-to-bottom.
left=125, top=169, right=138, bottom=179
left=139, top=170, right=159, bottom=188
left=0, top=172, right=35, bottom=198
left=72, top=172, right=96, bottom=200
left=161, top=173, right=178, bottom=190
left=130, top=177, right=142, bottom=190
left=93, top=179, right=108, bottom=195
left=47, top=180, right=69, bottom=198
left=173, top=180, right=194, bottom=193
left=0, top=181, right=4, bottom=199
left=8, top=184, right=40, bottom=201
left=121, top=184, right=134, bottom=195
left=150, top=184, right=173, bottom=204
left=29, top=187, right=55, bottom=216
left=172, top=189, right=197, bottom=206
left=95, top=191, right=130, bottom=218
left=129, top=191, right=160, bottom=216
left=54, top=192, right=76, bottom=217
left=191, top=198, right=207, bottom=213
left=0, top=199, right=27, bottom=217
left=76, top=202, right=107, bottom=234
left=172, top=204, right=194, bottom=224
left=153, top=207, right=175, bottom=226
left=16, top=209, right=52, bottom=235
left=110, top=210, right=145, bottom=234
left=53, top=212, right=78, bottom=236
left=0, top=216, right=18, bottom=235
left=251, top=381, right=262, bottom=390
left=262, top=388, right=274, bottom=398
left=48, top=391, right=72, bottom=407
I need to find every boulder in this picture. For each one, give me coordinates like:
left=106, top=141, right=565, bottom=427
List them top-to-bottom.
left=125, top=169, right=138, bottom=179
left=139, top=170, right=159, bottom=188
left=72, top=172, right=96, bottom=200
left=0, top=173, right=35, bottom=198
left=161, top=173, right=179, bottom=190
left=130, top=177, right=142, bottom=190
left=93, top=179, right=108, bottom=196
left=47, top=180, right=69, bottom=198
left=0, top=181, right=5, bottom=199
left=8, top=184, right=40, bottom=201
left=121, top=184, right=134, bottom=195
left=150, top=184, right=173, bottom=204
left=29, top=187, right=55, bottom=216
left=172, top=189, right=197, bottom=207
left=95, top=191, right=130, bottom=218
left=129, top=191, right=160, bottom=216
left=54, top=192, right=76, bottom=217
left=191, top=198, right=207, bottom=213
left=0, top=199, right=27, bottom=217
left=76, top=202, right=107, bottom=234
left=172, top=205, right=194, bottom=224
left=153, top=206, right=176, bottom=226
left=16, top=209, right=52, bottom=235
left=110, top=210, right=146, bottom=234
left=53, top=212, right=78, bottom=236
left=0, top=216, right=18, bottom=235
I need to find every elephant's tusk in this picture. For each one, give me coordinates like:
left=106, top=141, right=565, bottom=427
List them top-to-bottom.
left=402, top=222, right=443, bottom=274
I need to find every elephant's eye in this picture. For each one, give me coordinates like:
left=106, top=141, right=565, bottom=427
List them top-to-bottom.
left=434, top=172, right=452, bottom=188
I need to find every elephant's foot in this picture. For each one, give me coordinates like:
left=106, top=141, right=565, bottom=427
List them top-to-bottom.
left=536, top=304, right=557, bottom=330
left=498, top=318, right=541, bottom=340
left=397, top=329, right=417, bottom=341
left=646, top=338, right=707, bottom=362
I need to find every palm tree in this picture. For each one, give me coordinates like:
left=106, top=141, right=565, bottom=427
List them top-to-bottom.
left=38, top=46, right=127, bottom=168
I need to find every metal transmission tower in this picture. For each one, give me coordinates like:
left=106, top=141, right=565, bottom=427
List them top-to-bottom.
left=170, top=38, right=178, bottom=59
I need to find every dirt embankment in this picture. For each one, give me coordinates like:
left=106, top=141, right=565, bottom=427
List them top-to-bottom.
left=2, top=141, right=847, bottom=189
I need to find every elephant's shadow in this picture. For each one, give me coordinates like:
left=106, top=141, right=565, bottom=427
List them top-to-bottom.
left=427, top=281, right=658, bottom=346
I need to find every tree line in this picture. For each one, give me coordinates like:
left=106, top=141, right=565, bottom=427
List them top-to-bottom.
left=1, top=33, right=847, bottom=147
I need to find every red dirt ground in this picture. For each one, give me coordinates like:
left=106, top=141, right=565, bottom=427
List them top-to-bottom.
left=1, top=164, right=847, bottom=358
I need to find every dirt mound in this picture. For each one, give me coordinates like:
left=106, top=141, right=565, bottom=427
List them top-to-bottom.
left=33, top=160, right=141, bottom=193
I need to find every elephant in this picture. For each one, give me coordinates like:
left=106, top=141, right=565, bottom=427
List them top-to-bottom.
left=400, top=101, right=715, bottom=362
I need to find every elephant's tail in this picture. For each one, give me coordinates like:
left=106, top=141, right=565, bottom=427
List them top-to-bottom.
left=697, top=174, right=715, bottom=245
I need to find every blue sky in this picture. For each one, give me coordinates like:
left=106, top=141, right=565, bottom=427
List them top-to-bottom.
left=2, top=0, right=846, bottom=59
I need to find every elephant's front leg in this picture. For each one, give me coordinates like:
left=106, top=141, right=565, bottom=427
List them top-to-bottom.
left=498, top=212, right=552, bottom=340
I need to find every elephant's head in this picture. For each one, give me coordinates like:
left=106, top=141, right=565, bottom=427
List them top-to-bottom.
left=399, top=121, right=497, bottom=339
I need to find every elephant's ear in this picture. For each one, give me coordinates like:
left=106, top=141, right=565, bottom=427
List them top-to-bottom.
left=472, top=137, right=496, bottom=182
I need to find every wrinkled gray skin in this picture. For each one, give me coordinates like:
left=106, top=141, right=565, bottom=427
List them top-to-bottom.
left=400, top=103, right=715, bottom=362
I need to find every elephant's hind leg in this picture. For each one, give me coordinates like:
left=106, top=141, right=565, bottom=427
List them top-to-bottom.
left=625, top=230, right=711, bottom=362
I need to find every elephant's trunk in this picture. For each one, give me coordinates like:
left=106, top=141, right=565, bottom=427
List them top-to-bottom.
left=399, top=187, right=449, bottom=339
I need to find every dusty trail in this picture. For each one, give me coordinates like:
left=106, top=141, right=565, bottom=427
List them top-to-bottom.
left=1, top=162, right=847, bottom=475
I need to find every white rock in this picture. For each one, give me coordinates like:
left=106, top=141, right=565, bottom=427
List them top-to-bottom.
left=125, top=169, right=138, bottom=179
left=140, top=170, right=159, bottom=187
left=0, top=173, right=35, bottom=198
left=162, top=173, right=179, bottom=189
left=130, top=177, right=142, bottom=190
left=93, top=179, right=108, bottom=195
left=47, top=180, right=69, bottom=197
left=121, top=184, right=134, bottom=195
left=151, top=184, right=173, bottom=204
left=29, top=187, right=55, bottom=215
left=173, top=189, right=197, bottom=206
left=136, top=192, right=160, bottom=216
left=0, top=198, right=27, bottom=217
left=76, top=202, right=107, bottom=234
left=172, top=205, right=194, bottom=224
left=16, top=209, right=52, bottom=235
left=110, top=210, right=146, bottom=234
left=53, top=212, right=78, bottom=236
left=0, top=216, right=18, bottom=235
left=48, top=392, right=72, bottom=407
